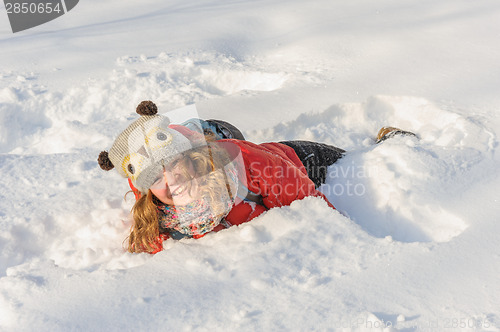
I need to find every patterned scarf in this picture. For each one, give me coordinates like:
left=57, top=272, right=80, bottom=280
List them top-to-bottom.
left=157, top=197, right=231, bottom=238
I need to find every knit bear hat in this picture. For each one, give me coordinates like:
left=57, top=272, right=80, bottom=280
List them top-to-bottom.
left=98, top=101, right=206, bottom=193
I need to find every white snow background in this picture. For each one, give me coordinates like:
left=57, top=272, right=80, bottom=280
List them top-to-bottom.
left=1, top=0, right=500, bottom=331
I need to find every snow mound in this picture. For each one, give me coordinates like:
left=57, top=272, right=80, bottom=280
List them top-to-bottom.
left=251, top=95, right=497, bottom=243
left=327, top=138, right=472, bottom=243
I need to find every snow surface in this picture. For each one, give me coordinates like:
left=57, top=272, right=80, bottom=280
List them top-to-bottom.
left=1, top=0, right=500, bottom=331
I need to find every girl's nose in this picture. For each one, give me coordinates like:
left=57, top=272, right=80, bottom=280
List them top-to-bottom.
left=163, top=169, right=181, bottom=186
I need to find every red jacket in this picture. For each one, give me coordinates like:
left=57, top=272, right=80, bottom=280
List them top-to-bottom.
left=128, top=126, right=334, bottom=252
left=219, top=139, right=334, bottom=226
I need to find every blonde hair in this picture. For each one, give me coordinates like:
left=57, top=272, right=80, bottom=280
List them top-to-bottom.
left=127, top=140, right=235, bottom=253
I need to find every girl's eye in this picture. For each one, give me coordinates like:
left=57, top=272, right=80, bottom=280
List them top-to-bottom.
left=166, top=157, right=183, bottom=171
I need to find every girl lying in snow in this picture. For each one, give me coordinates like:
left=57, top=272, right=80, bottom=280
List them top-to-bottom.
left=98, top=101, right=415, bottom=254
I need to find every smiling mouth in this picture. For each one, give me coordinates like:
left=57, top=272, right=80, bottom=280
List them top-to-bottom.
left=171, top=184, right=188, bottom=197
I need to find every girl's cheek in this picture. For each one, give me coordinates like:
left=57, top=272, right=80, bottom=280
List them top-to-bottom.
left=151, top=188, right=167, bottom=198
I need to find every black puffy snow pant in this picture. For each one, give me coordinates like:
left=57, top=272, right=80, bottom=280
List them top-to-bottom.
left=279, top=141, right=345, bottom=188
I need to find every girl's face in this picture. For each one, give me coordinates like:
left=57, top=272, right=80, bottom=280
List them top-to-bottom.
left=150, top=156, right=199, bottom=206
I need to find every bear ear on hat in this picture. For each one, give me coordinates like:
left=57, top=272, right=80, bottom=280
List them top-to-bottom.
left=136, top=100, right=158, bottom=116
left=98, top=151, right=114, bottom=171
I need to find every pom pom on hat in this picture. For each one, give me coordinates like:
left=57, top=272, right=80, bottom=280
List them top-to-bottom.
left=136, top=100, right=158, bottom=116
left=98, top=151, right=114, bottom=171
